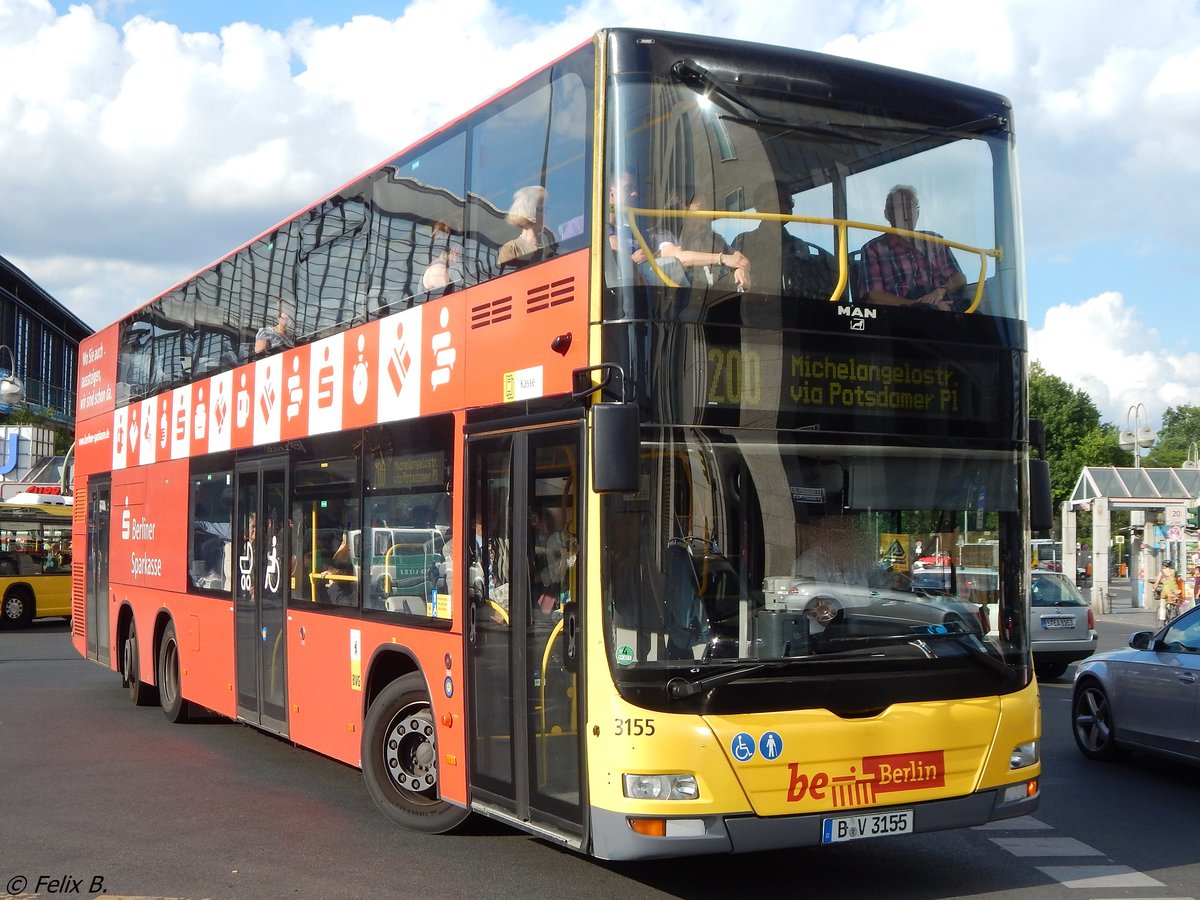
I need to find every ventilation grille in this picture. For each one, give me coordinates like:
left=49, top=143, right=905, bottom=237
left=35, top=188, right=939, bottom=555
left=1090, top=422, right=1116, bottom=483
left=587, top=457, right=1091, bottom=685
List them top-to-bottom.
left=526, top=275, right=576, bottom=313
left=470, top=295, right=513, bottom=330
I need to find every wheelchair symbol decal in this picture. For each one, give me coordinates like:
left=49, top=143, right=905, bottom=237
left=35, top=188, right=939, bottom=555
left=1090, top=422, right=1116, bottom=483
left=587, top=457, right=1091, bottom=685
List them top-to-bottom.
left=731, top=732, right=755, bottom=763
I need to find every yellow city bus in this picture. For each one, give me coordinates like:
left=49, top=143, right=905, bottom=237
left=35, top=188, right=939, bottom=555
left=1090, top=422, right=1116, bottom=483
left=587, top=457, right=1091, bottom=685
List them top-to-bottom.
left=71, top=29, right=1046, bottom=858
left=0, top=501, right=73, bottom=627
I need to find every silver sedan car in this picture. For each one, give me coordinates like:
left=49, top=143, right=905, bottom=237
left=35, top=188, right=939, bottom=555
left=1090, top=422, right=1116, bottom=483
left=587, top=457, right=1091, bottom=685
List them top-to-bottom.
left=1072, top=605, right=1200, bottom=763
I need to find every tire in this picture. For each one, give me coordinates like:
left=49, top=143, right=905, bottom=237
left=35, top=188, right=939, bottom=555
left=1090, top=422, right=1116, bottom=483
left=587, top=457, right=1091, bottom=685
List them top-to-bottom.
left=1, top=586, right=34, bottom=628
left=122, top=620, right=158, bottom=706
left=157, top=621, right=189, bottom=723
left=1036, top=661, right=1069, bottom=681
left=361, top=673, right=469, bottom=834
left=1072, top=679, right=1128, bottom=761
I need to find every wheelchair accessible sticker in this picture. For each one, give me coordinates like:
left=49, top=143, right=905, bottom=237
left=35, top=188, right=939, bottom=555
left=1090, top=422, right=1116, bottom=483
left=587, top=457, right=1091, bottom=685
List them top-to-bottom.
left=731, top=731, right=784, bottom=763
left=731, top=732, right=755, bottom=762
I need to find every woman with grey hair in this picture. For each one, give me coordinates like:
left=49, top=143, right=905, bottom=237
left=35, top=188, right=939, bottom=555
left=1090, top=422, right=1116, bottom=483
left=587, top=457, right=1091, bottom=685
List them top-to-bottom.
left=498, top=185, right=558, bottom=270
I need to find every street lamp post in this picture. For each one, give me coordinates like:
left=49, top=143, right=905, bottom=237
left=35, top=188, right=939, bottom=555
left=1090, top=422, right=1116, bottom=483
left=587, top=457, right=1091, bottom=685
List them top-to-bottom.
left=1118, top=403, right=1156, bottom=469
left=1183, top=442, right=1200, bottom=470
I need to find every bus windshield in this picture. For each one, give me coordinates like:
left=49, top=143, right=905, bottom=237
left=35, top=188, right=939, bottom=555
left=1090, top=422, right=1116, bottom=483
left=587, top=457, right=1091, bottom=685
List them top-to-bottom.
left=599, top=35, right=1029, bottom=713
left=604, top=40, right=1020, bottom=320
left=602, top=430, right=1026, bottom=699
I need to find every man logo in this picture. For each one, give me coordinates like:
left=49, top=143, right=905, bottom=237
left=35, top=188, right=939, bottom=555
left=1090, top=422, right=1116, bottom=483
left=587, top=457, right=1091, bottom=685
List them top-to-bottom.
left=839, top=306, right=874, bottom=331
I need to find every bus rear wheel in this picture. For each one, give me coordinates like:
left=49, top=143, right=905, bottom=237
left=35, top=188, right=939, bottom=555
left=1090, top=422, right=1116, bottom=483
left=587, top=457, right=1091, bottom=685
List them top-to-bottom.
left=1, top=587, right=34, bottom=628
left=123, top=620, right=158, bottom=706
left=157, top=621, right=189, bottom=723
left=361, top=673, right=468, bottom=834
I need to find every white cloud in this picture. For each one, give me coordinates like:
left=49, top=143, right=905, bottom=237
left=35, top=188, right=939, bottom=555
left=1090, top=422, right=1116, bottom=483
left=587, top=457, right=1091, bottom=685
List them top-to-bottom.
left=1030, top=292, right=1200, bottom=429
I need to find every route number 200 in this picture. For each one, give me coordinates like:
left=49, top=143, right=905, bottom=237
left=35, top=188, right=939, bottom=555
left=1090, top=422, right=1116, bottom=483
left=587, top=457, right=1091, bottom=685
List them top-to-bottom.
left=707, top=348, right=762, bottom=406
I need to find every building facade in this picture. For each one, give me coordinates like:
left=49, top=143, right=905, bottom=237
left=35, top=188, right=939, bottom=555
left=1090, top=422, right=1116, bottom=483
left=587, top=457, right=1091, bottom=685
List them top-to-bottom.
left=0, top=254, right=93, bottom=426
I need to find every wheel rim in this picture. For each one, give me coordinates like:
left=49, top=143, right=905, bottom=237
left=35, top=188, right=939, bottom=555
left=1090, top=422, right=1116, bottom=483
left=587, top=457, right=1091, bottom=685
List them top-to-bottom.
left=3, top=594, right=23, bottom=621
left=807, top=598, right=839, bottom=625
left=124, top=635, right=137, bottom=686
left=161, top=639, right=180, bottom=707
left=1074, top=687, right=1113, bottom=752
left=382, top=700, right=439, bottom=803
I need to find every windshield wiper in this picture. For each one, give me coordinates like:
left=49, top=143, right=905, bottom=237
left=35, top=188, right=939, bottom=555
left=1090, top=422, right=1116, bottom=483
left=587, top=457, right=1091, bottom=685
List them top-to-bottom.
left=671, top=58, right=778, bottom=123
left=824, top=629, right=1019, bottom=682
left=667, top=663, right=777, bottom=699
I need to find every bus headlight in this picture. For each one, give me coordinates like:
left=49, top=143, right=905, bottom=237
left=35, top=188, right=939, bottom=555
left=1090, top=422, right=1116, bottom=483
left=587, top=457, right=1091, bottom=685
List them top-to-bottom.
left=1010, top=741, right=1039, bottom=769
left=622, top=774, right=700, bottom=800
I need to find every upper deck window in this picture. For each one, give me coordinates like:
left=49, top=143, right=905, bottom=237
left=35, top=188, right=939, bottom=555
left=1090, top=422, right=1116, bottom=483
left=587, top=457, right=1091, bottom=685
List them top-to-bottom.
left=604, top=58, right=1019, bottom=320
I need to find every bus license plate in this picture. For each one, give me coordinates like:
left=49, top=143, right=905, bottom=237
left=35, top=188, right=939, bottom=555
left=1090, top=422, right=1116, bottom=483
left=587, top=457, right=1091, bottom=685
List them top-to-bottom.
left=1042, top=616, right=1075, bottom=629
left=821, top=810, right=913, bottom=843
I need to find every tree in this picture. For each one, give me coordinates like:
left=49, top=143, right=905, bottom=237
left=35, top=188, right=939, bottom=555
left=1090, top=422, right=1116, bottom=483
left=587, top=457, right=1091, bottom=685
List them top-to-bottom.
left=1029, top=362, right=1118, bottom=509
left=1142, top=405, right=1200, bottom=467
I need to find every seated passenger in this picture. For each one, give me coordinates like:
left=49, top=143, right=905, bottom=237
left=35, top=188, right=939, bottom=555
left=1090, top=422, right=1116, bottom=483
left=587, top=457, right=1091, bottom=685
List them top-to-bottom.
left=605, top=172, right=686, bottom=287
left=733, top=181, right=836, bottom=299
left=856, top=185, right=966, bottom=310
left=498, top=186, right=558, bottom=270
left=666, top=193, right=752, bottom=292
left=422, top=221, right=463, bottom=294
left=254, top=308, right=294, bottom=354
left=318, top=532, right=357, bottom=606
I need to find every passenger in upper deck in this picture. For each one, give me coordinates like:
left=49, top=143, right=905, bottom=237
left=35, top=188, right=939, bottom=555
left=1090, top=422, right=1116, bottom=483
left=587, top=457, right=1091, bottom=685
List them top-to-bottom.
left=606, top=172, right=650, bottom=283
left=606, top=174, right=748, bottom=289
left=733, top=181, right=835, bottom=300
left=498, top=185, right=557, bottom=270
left=857, top=185, right=966, bottom=310
left=662, top=193, right=752, bottom=292
left=422, top=220, right=463, bottom=294
left=254, top=308, right=294, bottom=354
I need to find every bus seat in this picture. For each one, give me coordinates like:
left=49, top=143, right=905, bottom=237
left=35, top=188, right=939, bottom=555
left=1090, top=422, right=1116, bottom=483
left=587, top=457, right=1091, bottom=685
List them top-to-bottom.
left=848, top=249, right=865, bottom=303
left=385, top=595, right=427, bottom=615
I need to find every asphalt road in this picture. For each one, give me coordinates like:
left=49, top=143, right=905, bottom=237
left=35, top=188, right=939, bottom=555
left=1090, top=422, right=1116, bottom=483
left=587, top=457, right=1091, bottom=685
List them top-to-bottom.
left=2, top=599, right=1198, bottom=900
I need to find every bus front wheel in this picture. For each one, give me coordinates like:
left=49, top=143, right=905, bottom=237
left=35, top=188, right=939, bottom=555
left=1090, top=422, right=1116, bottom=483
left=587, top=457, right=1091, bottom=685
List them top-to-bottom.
left=361, top=673, right=468, bottom=834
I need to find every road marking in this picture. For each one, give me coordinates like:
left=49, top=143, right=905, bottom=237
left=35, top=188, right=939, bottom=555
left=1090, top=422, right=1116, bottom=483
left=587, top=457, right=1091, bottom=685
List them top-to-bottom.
left=973, top=814, right=1052, bottom=831
left=975, top=815, right=1189, bottom=895
left=989, top=836, right=1104, bottom=857
left=1034, top=865, right=1164, bottom=889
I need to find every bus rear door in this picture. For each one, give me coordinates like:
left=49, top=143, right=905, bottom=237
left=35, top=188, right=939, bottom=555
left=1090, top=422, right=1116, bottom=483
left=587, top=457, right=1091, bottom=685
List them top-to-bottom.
left=234, top=457, right=290, bottom=736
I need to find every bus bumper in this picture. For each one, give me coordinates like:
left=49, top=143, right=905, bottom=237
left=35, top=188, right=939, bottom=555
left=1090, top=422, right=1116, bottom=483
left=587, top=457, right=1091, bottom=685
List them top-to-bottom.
left=589, top=784, right=1038, bottom=860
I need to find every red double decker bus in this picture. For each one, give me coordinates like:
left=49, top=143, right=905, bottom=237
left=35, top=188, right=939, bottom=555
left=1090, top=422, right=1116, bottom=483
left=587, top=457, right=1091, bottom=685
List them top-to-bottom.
left=72, top=28, right=1046, bottom=859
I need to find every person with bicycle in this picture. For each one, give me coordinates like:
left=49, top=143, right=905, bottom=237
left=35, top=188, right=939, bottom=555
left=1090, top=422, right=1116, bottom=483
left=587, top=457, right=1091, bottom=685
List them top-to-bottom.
left=1152, top=559, right=1182, bottom=621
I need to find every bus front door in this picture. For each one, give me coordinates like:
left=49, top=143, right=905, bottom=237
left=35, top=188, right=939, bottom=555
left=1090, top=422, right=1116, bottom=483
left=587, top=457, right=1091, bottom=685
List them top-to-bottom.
left=467, top=424, right=584, bottom=840
left=234, top=459, right=289, bottom=736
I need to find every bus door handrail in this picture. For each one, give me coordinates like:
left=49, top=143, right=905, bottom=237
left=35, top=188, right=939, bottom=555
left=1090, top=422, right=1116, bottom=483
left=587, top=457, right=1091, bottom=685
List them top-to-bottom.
left=539, top=616, right=577, bottom=735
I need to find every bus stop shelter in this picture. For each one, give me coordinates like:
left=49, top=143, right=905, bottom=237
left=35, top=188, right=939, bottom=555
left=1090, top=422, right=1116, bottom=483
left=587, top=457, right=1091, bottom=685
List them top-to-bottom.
left=1065, top=466, right=1200, bottom=617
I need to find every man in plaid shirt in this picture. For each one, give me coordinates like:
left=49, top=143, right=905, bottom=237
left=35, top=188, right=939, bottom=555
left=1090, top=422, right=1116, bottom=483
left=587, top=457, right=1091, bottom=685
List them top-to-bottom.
left=858, top=185, right=966, bottom=310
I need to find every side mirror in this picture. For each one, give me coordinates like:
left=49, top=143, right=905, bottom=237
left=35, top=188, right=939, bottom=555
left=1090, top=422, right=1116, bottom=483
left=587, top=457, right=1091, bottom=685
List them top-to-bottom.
left=592, top=402, right=640, bottom=493
left=1128, top=630, right=1153, bottom=650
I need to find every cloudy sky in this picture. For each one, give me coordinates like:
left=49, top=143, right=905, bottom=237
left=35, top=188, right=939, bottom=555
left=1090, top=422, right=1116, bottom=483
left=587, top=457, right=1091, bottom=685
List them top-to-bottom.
left=2, top=0, right=1197, bottom=429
